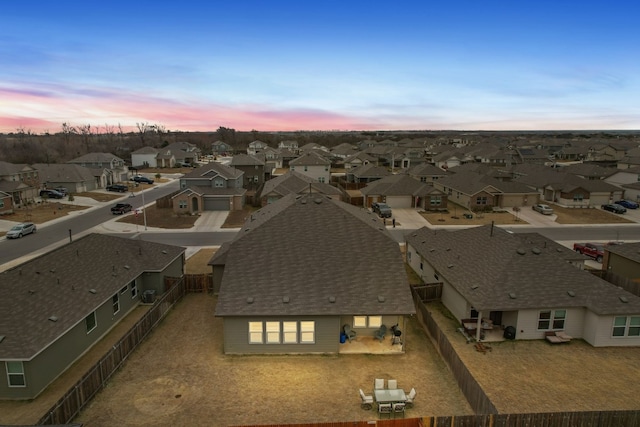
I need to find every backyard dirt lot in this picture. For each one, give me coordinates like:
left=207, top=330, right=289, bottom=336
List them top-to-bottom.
left=1, top=201, right=89, bottom=225
left=74, top=294, right=474, bottom=426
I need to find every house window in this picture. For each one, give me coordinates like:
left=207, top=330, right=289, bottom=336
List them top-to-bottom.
left=291, top=166, right=295, bottom=171
left=304, top=166, right=308, bottom=171
left=324, top=166, right=329, bottom=171
left=318, top=177, right=325, bottom=183
left=420, top=177, right=427, bottom=183
left=214, top=179, right=224, bottom=188
left=573, top=194, right=584, bottom=201
left=430, top=196, right=442, bottom=206
left=476, top=196, right=487, bottom=205
left=0, top=199, right=4, bottom=208
left=179, top=201, right=187, bottom=209
left=407, top=251, right=411, bottom=262
left=420, top=262, right=423, bottom=271
left=130, top=280, right=138, bottom=299
left=120, top=285, right=127, bottom=294
left=112, top=293, right=120, bottom=315
left=537, top=310, right=566, bottom=330
left=85, top=312, right=97, bottom=334
left=353, top=316, right=381, bottom=328
left=613, top=316, right=640, bottom=337
left=249, top=321, right=263, bottom=343
left=265, top=321, right=280, bottom=343
left=283, top=321, right=298, bottom=343
left=300, top=321, right=315, bottom=343
left=6, top=361, right=26, bottom=387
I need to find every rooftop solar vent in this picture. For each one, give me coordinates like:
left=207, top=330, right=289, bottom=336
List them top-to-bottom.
left=516, top=248, right=526, bottom=255
left=532, top=248, right=541, bottom=255
left=162, top=250, right=168, bottom=254
left=447, top=264, right=454, bottom=268
left=124, top=265, right=130, bottom=269
left=471, top=284, right=479, bottom=290
left=89, top=289, right=97, bottom=294
left=567, top=291, right=576, bottom=297
left=509, top=292, right=517, bottom=299
left=377, top=295, right=385, bottom=303
left=282, top=296, right=290, bottom=303
left=328, top=296, right=336, bottom=303
left=619, top=296, right=629, bottom=303
left=246, top=297, right=254, bottom=304
left=48, top=316, right=58, bottom=322
left=0, top=336, right=4, bottom=344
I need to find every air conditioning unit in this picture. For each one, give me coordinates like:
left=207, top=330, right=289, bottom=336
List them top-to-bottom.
left=142, top=290, right=156, bottom=304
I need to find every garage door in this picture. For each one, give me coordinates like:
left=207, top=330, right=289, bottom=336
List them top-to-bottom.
left=203, top=197, right=230, bottom=211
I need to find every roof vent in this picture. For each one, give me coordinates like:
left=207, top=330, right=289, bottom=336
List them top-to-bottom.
left=313, top=198, right=322, bottom=204
left=300, top=199, right=307, bottom=205
left=411, top=233, right=417, bottom=237
left=429, top=248, right=435, bottom=252
left=516, top=248, right=526, bottom=255
left=532, top=248, right=541, bottom=255
left=557, top=248, right=563, bottom=252
left=162, top=250, right=168, bottom=254
left=447, top=264, right=454, bottom=268
left=124, top=265, right=130, bottom=269
left=50, top=268, right=56, bottom=273
left=471, top=284, right=479, bottom=290
left=28, top=289, right=35, bottom=295
left=89, top=289, right=97, bottom=294
left=567, top=291, right=576, bottom=297
left=509, top=292, right=517, bottom=299
left=377, top=295, right=386, bottom=303
left=282, top=296, right=290, bottom=303
left=328, top=296, right=336, bottom=303
left=619, top=296, right=629, bottom=303
left=246, top=297, right=254, bottom=304
left=48, top=316, right=58, bottom=322
left=0, top=336, right=4, bottom=344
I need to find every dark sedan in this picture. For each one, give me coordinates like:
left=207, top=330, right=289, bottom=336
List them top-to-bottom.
left=601, top=203, right=627, bottom=214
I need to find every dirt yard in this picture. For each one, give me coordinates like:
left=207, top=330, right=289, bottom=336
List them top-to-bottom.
left=1, top=201, right=90, bottom=225
left=115, top=205, right=199, bottom=229
left=552, top=205, right=635, bottom=224
left=73, top=295, right=473, bottom=426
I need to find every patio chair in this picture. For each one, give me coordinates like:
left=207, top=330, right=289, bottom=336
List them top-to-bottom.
left=343, top=324, right=357, bottom=342
left=375, top=324, right=387, bottom=342
left=556, top=331, right=572, bottom=342
left=374, top=378, right=385, bottom=390
left=387, top=379, right=397, bottom=390
left=405, top=388, right=417, bottom=407
left=359, top=389, right=373, bottom=410
left=378, top=402, right=392, bottom=418
left=393, top=402, right=406, bottom=418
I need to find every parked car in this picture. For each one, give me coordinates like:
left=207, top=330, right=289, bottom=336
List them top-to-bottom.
left=132, top=175, right=154, bottom=184
left=106, top=183, right=128, bottom=192
left=53, top=187, right=68, bottom=196
left=40, top=189, right=65, bottom=199
left=615, top=199, right=639, bottom=209
left=371, top=202, right=392, bottom=218
left=111, top=203, right=133, bottom=215
left=532, top=203, right=554, bottom=215
left=601, top=203, right=626, bottom=214
left=6, top=222, right=36, bottom=239
left=573, top=242, right=605, bottom=262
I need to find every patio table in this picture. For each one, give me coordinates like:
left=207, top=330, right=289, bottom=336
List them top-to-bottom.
left=374, top=388, right=407, bottom=403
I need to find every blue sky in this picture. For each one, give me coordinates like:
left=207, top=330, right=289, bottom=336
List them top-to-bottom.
left=1, top=1, right=639, bottom=132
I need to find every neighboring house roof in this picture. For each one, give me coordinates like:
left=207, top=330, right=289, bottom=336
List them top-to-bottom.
left=131, top=146, right=160, bottom=155
left=290, top=151, right=331, bottom=166
left=68, top=152, right=124, bottom=163
left=344, top=152, right=377, bottom=163
left=230, top=153, right=265, bottom=167
left=0, top=161, right=36, bottom=177
left=182, top=162, right=243, bottom=180
left=32, top=163, right=96, bottom=183
left=349, top=163, right=391, bottom=179
left=407, top=163, right=448, bottom=176
left=561, top=163, right=617, bottom=179
left=259, top=171, right=341, bottom=198
left=360, top=174, right=432, bottom=197
left=172, top=186, right=246, bottom=198
left=214, top=193, right=415, bottom=317
left=406, top=225, right=640, bottom=314
left=0, top=234, right=185, bottom=360
left=606, top=242, right=640, bottom=264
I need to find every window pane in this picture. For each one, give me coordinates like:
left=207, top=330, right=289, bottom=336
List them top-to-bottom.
left=554, top=310, right=566, bottom=319
left=539, top=311, right=551, bottom=320
left=85, top=312, right=97, bottom=333
left=353, top=316, right=367, bottom=328
left=368, top=316, right=382, bottom=328
left=614, top=317, right=627, bottom=327
left=630, top=317, right=640, bottom=327
left=538, top=320, right=550, bottom=330
left=300, top=321, right=315, bottom=343
left=249, top=322, right=263, bottom=344
left=266, top=322, right=280, bottom=343
left=283, top=322, right=297, bottom=343
left=612, top=326, right=626, bottom=337
left=628, top=327, right=640, bottom=337
left=6, top=361, right=23, bottom=374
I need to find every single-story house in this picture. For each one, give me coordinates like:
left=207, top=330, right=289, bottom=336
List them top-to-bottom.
left=32, top=163, right=100, bottom=194
left=257, top=171, right=342, bottom=206
left=361, top=173, right=445, bottom=209
left=211, top=193, right=415, bottom=354
left=405, top=225, right=640, bottom=347
left=0, top=234, right=185, bottom=399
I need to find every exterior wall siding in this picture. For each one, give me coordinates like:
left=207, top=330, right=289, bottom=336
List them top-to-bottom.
left=607, top=253, right=640, bottom=281
left=589, top=312, right=640, bottom=347
left=222, top=316, right=340, bottom=354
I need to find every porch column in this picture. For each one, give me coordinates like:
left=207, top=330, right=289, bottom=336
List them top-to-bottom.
left=475, top=313, right=483, bottom=342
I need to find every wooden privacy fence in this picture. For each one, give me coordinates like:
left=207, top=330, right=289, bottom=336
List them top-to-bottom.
left=184, top=273, right=213, bottom=293
left=37, top=278, right=186, bottom=425
left=412, top=283, right=442, bottom=302
left=411, top=287, right=498, bottom=415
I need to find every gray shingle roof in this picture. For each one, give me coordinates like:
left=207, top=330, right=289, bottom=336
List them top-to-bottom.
left=289, top=151, right=331, bottom=166
left=182, top=162, right=243, bottom=180
left=32, top=163, right=95, bottom=183
left=259, top=171, right=341, bottom=198
left=360, top=174, right=431, bottom=197
left=215, top=194, right=415, bottom=317
left=405, top=225, right=640, bottom=315
left=0, top=234, right=185, bottom=359
left=606, top=242, right=640, bottom=264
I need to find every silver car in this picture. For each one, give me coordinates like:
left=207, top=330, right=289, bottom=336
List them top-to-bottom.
left=532, top=204, right=554, bottom=215
left=6, top=222, right=37, bottom=239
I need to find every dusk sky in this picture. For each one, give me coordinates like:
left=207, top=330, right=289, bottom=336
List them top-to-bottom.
left=1, top=1, right=639, bottom=133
